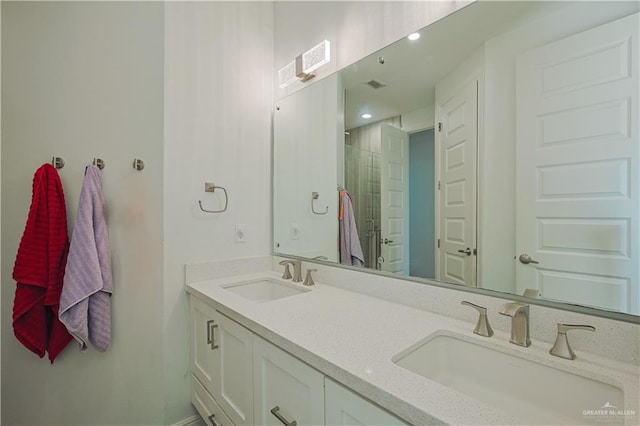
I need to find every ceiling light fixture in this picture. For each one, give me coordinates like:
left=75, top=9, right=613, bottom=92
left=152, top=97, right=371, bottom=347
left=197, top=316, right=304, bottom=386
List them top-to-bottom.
left=408, top=32, right=420, bottom=41
left=361, top=113, right=372, bottom=119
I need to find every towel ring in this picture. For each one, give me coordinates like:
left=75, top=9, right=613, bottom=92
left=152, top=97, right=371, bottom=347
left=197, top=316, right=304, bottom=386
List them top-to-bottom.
left=198, top=183, right=229, bottom=214
left=311, top=192, right=328, bottom=215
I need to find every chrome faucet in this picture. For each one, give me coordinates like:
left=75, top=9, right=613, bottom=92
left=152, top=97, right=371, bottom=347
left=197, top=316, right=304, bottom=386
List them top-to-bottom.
left=278, top=260, right=302, bottom=282
left=278, top=260, right=293, bottom=279
left=289, top=260, right=303, bottom=282
left=303, top=269, right=317, bottom=286
left=461, top=301, right=493, bottom=337
left=499, top=302, right=531, bottom=347
left=550, top=323, right=595, bottom=360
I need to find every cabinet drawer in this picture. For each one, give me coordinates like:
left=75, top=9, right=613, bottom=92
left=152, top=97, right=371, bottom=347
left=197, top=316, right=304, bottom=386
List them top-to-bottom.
left=253, top=336, right=325, bottom=426
left=192, top=374, right=235, bottom=426
left=325, top=378, right=408, bottom=425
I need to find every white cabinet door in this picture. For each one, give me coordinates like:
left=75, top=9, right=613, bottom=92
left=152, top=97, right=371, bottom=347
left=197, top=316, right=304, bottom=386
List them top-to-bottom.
left=190, top=296, right=217, bottom=392
left=190, top=296, right=254, bottom=426
left=212, top=312, right=254, bottom=426
left=253, top=336, right=324, bottom=426
left=325, top=378, right=408, bottom=426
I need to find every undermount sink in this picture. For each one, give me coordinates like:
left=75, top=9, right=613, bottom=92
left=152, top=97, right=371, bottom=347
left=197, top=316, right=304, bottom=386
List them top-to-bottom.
left=222, top=278, right=310, bottom=302
left=393, top=331, right=626, bottom=425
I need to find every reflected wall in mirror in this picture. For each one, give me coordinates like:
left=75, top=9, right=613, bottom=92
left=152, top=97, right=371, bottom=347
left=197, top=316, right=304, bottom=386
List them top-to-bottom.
left=273, top=1, right=640, bottom=316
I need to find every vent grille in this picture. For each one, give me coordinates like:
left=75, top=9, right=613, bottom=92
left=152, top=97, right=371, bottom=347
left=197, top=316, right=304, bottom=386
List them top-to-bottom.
left=366, top=79, right=386, bottom=89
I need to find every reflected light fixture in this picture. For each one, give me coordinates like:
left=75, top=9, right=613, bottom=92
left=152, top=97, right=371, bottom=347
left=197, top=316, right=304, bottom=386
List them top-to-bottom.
left=408, top=32, right=420, bottom=41
left=278, top=40, right=331, bottom=87
left=361, top=113, right=372, bottom=119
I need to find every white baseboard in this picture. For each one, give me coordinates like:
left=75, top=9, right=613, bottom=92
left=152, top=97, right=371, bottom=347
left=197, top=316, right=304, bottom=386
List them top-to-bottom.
left=171, top=414, right=203, bottom=426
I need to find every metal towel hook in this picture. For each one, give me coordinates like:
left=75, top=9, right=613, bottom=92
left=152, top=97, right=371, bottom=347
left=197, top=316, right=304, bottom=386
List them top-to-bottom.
left=51, top=157, right=65, bottom=169
left=93, top=158, right=105, bottom=170
left=133, top=159, right=145, bottom=171
left=198, top=182, right=229, bottom=213
left=311, top=192, right=328, bottom=215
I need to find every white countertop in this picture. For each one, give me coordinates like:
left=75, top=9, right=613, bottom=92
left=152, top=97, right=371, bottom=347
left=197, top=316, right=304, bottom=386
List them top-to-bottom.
left=187, top=271, right=640, bottom=426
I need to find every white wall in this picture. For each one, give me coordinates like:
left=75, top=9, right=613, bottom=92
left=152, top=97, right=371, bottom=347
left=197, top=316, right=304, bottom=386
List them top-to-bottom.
left=1, top=2, right=165, bottom=425
left=163, top=2, right=273, bottom=423
left=273, top=74, right=340, bottom=261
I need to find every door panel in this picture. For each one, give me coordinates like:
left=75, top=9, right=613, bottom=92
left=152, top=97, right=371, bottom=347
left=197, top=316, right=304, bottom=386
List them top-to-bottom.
left=516, top=13, right=639, bottom=314
left=437, top=80, right=478, bottom=286
left=380, top=124, right=410, bottom=274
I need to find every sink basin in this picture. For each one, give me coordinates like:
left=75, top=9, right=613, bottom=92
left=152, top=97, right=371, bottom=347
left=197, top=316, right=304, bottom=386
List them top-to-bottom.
left=222, top=278, right=310, bottom=302
left=393, top=331, right=625, bottom=425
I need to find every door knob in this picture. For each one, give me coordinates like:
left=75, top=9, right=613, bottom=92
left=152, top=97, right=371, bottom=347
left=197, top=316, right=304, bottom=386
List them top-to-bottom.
left=381, top=238, right=394, bottom=244
left=458, top=247, right=472, bottom=256
left=519, top=254, right=539, bottom=264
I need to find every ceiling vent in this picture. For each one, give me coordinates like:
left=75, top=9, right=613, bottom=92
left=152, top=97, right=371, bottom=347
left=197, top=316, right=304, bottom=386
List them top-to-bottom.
left=366, top=79, right=386, bottom=89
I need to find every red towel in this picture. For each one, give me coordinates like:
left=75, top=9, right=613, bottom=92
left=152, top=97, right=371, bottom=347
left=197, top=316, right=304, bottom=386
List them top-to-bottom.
left=12, top=163, right=73, bottom=363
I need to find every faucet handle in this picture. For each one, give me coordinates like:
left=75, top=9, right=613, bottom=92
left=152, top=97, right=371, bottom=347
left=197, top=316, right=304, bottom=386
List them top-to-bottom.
left=278, top=260, right=293, bottom=279
left=303, top=269, right=317, bottom=286
left=461, top=301, right=494, bottom=337
left=550, top=323, right=595, bottom=360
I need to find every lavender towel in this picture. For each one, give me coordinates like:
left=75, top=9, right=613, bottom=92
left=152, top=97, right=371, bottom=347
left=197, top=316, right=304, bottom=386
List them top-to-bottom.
left=59, top=165, right=113, bottom=352
left=339, top=192, right=365, bottom=267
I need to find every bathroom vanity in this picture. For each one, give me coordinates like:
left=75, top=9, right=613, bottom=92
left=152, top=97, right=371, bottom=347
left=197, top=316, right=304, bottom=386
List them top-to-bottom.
left=186, top=268, right=639, bottom=425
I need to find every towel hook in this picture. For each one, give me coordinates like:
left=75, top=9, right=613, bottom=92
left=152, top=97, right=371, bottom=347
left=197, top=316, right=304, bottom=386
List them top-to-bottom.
left=51, top=156, right=65, bottom=169
left=93, top=158, right=105, bottom=170
left=133, top=159, right=145, bottom=171
left=198, top=182, right=229, bottom=213
left=311, top=192, right=328, bottom=215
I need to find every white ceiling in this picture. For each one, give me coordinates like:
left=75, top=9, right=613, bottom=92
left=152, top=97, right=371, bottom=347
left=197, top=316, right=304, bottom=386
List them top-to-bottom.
left=342, top=1, right=567, bottom=130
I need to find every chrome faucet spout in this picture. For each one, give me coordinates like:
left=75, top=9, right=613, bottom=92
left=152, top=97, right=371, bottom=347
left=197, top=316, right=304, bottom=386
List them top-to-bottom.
left=499, top=302, right=531, bottom=347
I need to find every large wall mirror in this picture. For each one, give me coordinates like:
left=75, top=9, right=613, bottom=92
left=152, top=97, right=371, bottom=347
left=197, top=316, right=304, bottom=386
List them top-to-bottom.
left=273, top=1, right=640, bottom=319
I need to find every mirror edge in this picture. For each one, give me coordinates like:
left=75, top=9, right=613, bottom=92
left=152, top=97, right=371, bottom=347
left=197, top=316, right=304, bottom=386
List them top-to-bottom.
left=273, top=252, right=640, bottom=325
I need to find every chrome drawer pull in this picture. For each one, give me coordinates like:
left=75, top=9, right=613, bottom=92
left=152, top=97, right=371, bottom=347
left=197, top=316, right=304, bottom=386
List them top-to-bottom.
left=206, top=320, right=214, bottom=344
left=210, top=323, right=219, bottom=350
left=271, top=406, right=297, bottom=426
left=207, top=413, right=220, bottom=426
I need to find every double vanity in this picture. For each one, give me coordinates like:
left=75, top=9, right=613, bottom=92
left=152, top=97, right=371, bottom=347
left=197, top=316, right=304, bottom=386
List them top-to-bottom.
left=186, top=260, right=639, bottom=426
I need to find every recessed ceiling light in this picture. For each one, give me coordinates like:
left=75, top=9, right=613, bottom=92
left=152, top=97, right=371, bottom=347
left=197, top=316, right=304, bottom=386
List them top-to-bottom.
left=408, top=32, right=420, bottom=41
left=361, top=113, right=372, bottom=119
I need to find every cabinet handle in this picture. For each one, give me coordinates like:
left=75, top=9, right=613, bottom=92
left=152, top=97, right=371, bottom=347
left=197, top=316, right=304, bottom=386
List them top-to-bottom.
left=206, top=320, right=214, bottom=345
left=210, top=323, right=219, bottom=350
left=270, top=406, right=297, bottom=426
left=208, top=413, right=220, bottom=426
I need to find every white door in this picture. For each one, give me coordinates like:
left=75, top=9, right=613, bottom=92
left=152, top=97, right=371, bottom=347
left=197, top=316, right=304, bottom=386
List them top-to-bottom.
left=516, top=13, right=639, bottom=314
left=436, top=80, right=478, bottom=286
left=380, top=123, right=410, bottom=274
left=212, top=312, right=254, bottom=426
left=253, top=336, right=325, bottom=426
left=325, top=378, right=408, bottom=425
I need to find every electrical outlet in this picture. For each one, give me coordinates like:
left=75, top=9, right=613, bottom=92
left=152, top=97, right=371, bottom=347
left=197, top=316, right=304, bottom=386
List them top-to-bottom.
left=290, top=223, right=301, bottom=240
left=235, top=224, right=247, bottom=243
